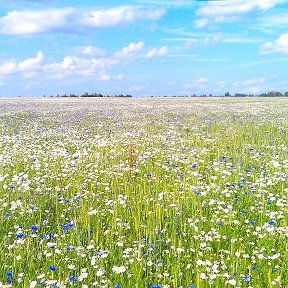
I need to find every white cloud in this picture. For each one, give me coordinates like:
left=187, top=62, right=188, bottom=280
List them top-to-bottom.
left=195, top=0, right=288, bottom=28
left=197, top=0, right=288, bottom=17
left=0, top=6, right=165, bottom=35
left=80, top=6, right=165, bottom=28
left=0, top=8, right=73, bottom=35
left=194, top=18, right=209, bottom=28
left=261, top=33, right=288, bottom=54
left=0, top=41, right=169, bottom=83
left=114, top=41, right=145, bottom=58
left=121, top=41, right=144, bottom=54
left=81, top=46, right=106, bottom=56
left=146, top=46, right=168, bottom=58
left=0, top=51, right=44, bottom=75
left=18, top=51, right=44, bottom=70
left=0, top=61, right=17, bottom=75
left=98, top=70, right=111, bottom=81
left=184, top=77, right=209, bottom=89
left=195, top=77, right=209, bottom=85
left=234, top=77, right=266, bottom=94
left=235, top=77, right=266, bottom=87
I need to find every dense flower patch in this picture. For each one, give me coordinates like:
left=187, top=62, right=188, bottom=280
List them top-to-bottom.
left=0, top=97, right=287, bottom=287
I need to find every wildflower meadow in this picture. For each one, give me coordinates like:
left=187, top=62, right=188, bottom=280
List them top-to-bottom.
left=0, top=97, right=287, bottom=288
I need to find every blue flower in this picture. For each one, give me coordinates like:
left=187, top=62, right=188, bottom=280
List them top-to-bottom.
left=268, top=220, right=276, bottom=226
left=62, top=221, right=73, bottom=231
left=31, top=225, right=39, bottom=231
left=16, top=232, right=24, bottom=239
left=49, top=265, right=57, bottom=272
left=252, top=265, right=257, bottom=270
left=6, top=271, right=13, bottom=277
left=69, top=275, right=77, bottom=281
left=242, top=275, right=250, bottom=282
left=6, top=278, right=13, bottom=284
left=115, top=285, right=121, bottom=288
left=149, top=285, right=161, bottom=288
left=188, top=286, right=197, bottom=288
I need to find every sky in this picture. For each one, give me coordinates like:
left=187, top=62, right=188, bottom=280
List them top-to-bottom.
left=0, top=0, right=288, bottom=97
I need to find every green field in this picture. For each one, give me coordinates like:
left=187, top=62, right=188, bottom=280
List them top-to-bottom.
left=0, top=98, right=287, bottom=287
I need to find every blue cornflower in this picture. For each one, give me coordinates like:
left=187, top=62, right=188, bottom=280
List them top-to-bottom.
left=191, top=163, right=198, bottom=168
left=268, top=220, right=276, bottom=226
left=62, top=221, right=73, bottom=231
left=31, top=225, right=39, bottom=231
left=89, top=229, right=94, bottom=234
left=16, top=232, right=24, bottom=239
left=49, top=265, right=57, bottom=272
left=252, top=265, right=257, bottom=270
left=272, top=268, right=279, bottom=273
left=6, top=271, right=13, bottom=277
left=69, top=275, right=77, bottom=281
left=242, top=275, right=251, bottom=282
left=6, top=278, right=12, bottom=284
left=115, top=285, right=121, bottom=288
left=149, top=285, right=161, bottom=288
left=188, top=286, right=197, bottom=288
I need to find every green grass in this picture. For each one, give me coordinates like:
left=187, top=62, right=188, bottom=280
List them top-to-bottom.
left=0, top=97, right=287, bottom=287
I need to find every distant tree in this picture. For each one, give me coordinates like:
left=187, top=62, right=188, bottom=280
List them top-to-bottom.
left=267, top=91, right=283, bottom=97
left=225, top=92, right=230, bottom=97
left=284, top=92, right=288, bottom=96
left=235, top=93, right=248, bottom=97
left=260, top=93, right=267, bottom=97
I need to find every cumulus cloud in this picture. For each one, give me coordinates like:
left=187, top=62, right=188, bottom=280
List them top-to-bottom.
left=195, top=0, right=288, bottom=28
left=197, top=0, right=287, bottom=17
left=0, top=6, right=165, bottom=35
left=80, top=6, right=165, bottom=28
left=0, top=9, right=73, bottom=35
left=261, top=33, right=288, bottom=54
left=0, top=41, right=166, bottom=82
left=115, top=41, right=145, bottom=58
left=81, top=46, right=106, bottom=56
left=146, top=46, right=168, bottom=58
left=0, top=51, right=44, bottom=75
left=18, top=51, right=44, bottom=70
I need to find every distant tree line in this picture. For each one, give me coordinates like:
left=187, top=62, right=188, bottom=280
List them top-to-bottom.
left=160, top=91, right=288, bottom=97
left=45, top=93, right=132, bottom=98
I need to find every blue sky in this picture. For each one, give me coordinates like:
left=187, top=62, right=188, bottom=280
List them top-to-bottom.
left=0, top=0, right=288, bottom=96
